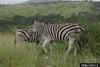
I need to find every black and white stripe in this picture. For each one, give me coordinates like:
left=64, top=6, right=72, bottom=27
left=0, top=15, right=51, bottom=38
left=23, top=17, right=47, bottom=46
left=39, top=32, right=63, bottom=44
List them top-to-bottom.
left=31, top=21, right=85, bottom=55
left=31, top=22, right=84, bottom=41
left=15, top=28, right=42, bottom=44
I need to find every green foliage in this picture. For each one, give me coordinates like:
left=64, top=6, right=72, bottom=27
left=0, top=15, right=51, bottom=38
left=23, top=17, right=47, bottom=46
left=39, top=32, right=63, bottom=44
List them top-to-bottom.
left=0, top=2, right=95, bottom=32
left=0, top=2, right=100, bottom=33
left=75, top=22, right=100, bottom=57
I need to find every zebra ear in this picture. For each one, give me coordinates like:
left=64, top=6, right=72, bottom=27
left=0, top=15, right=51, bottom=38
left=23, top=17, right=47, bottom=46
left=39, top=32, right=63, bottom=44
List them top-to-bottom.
left=33, top=20, right=37, bottom=24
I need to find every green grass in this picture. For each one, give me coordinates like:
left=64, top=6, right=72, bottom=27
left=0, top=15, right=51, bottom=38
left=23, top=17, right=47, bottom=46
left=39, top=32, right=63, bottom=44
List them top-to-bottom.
left=0, top=33, right=99, bottom=67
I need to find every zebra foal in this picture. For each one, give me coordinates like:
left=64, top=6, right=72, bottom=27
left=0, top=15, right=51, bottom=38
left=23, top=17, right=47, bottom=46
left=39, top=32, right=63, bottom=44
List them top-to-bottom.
left=31, top=21, right=85, bottom=55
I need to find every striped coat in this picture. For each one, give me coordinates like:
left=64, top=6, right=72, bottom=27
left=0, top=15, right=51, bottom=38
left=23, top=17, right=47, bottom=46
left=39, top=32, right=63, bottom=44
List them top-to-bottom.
left=31, top=21, right=85, bottom=55
left=31, top=22, right=84, bottom=41
left=15, top=28, right=42, bottom=44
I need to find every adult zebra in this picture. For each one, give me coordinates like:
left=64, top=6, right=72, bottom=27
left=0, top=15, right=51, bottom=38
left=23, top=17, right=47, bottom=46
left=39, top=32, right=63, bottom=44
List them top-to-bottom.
left=31, top=21, right=85, bottom=55
left=15, top=28, right=42, bottom=44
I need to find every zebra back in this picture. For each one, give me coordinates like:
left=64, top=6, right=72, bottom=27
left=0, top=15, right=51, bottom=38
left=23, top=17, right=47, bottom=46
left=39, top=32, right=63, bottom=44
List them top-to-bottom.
left=31, top=22, right=85, bottom=41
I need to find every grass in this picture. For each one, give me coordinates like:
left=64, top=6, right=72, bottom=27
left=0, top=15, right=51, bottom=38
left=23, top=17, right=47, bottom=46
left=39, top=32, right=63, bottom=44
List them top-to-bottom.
left=0, top=33, right=99, bottom=67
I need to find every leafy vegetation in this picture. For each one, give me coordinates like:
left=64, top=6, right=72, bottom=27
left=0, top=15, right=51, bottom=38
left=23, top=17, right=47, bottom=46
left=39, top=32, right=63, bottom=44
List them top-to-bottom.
left=0, top=2, right=99, bottom=32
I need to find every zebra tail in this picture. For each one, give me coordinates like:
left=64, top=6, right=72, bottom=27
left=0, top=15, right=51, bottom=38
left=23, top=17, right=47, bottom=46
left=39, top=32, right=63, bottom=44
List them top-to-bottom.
left=80, top=27, right=85, bottom=31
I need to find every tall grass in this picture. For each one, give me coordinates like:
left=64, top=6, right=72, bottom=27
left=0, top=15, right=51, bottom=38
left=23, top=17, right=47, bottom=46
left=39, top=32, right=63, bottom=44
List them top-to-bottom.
left=0, top=32, right=99, bottom=67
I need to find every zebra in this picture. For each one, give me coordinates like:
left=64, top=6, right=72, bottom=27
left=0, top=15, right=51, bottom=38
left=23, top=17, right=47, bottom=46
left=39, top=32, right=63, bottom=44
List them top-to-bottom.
left=31, top=21, right=85, bottom=55
left=14, top=28, right=42, bottom=44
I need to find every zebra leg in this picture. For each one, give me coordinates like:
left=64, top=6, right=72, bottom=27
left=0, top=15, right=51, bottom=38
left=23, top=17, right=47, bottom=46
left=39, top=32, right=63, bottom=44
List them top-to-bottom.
left=38, top=37, right=45, bottom=48
left=41, top=37, right=51, bottom=54
left=66, top=37, right=75, bottom=55
left=36, top=40, right=39, bottom=45
left=74, top=41, right=80, bottom=56
left=74, top=42, right=77, bottom=56
left=47, top=43, right=53, bottom=55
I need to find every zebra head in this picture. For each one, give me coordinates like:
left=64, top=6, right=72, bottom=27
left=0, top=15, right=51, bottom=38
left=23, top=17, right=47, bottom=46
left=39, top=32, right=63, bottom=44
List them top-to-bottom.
left=30, top=20, right=45, bottom=32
